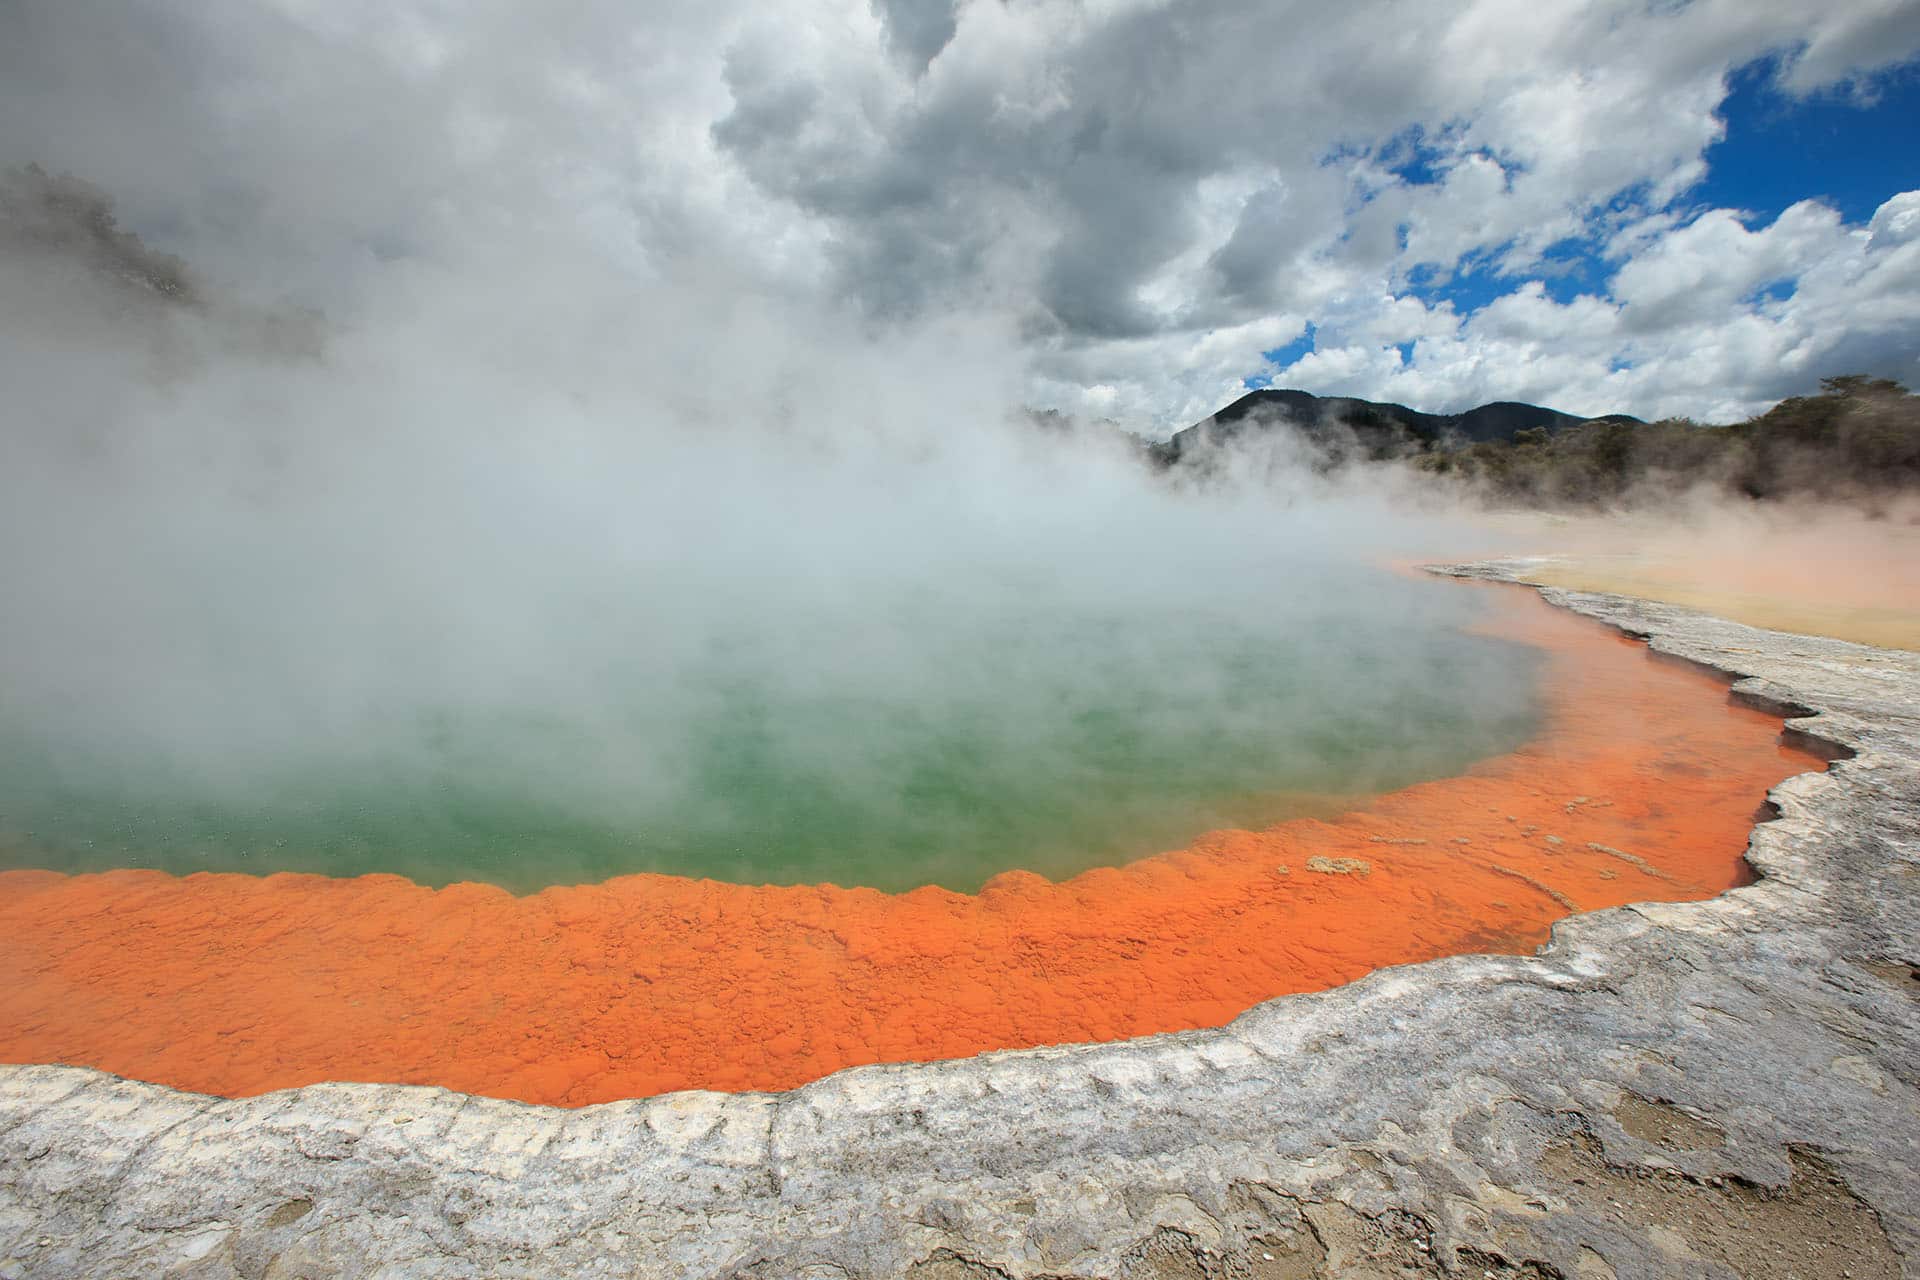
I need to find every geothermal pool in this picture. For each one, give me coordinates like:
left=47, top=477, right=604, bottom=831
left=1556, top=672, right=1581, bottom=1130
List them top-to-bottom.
left=0, top=567, right=1539, bottom=893
left=0, top=579, right=1821, bottom=1105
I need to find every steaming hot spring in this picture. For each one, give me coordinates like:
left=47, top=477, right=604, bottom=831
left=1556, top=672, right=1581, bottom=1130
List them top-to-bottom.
left=0, top=419, right=1817, bottom=1104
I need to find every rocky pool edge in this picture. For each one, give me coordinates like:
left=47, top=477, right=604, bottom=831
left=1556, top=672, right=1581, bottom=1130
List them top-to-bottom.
left=2, top=559, right=1917, bottom=1279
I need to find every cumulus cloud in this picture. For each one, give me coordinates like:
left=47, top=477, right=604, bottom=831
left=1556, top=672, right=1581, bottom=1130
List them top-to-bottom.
left=0, top=0, right=1916, bottom=431
left=1290, top=190, right=1920, bottom=423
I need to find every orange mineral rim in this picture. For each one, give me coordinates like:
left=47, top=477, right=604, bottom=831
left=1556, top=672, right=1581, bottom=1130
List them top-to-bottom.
left=0, top=583, right=1820, bottom=1104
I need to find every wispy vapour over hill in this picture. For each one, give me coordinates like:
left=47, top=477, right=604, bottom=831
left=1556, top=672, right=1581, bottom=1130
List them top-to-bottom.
left=1, top=166, right=197, bottom=304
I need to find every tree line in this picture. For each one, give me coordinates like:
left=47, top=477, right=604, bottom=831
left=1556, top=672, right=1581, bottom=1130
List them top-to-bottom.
left=1413, top=376, right=1920, bottom=510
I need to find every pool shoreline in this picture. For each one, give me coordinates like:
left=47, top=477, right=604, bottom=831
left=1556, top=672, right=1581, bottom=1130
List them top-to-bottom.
left=3, top=562, right=1918, bottom=1278
left=0, top=579, right=1795, bottom=1104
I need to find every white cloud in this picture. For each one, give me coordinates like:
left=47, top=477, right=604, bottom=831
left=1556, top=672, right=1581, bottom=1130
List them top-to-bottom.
left=1263, top=191, right=1920, bottom=422
left=1868, top=191, right=1920, bottom=249
left=1611, top=202, right=1843, bottom=328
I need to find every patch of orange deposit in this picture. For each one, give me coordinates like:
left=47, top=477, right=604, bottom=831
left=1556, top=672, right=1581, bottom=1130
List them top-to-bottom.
left=0, top=586, right=1820, bottom=1105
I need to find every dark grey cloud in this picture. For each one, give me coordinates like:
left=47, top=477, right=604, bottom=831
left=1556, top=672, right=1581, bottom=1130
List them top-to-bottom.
left=871, top=0, right=958, bottom=74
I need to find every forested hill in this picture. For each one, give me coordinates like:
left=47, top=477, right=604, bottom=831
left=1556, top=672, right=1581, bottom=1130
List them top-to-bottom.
left=1149, top=377, right=1920, bottom=508
left=1151, top=388, right=1643, bottom=465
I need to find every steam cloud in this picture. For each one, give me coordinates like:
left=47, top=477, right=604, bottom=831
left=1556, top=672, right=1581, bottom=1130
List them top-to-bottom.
left=0, top=166, right=1542, bottom=890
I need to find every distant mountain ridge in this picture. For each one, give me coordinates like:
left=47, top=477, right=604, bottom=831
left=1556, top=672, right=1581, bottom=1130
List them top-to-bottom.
left=1152, top=388, right=1643, bottom=465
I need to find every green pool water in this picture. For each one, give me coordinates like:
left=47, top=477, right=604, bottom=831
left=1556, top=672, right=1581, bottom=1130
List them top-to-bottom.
left=0, top=570, right=1541, bottom=893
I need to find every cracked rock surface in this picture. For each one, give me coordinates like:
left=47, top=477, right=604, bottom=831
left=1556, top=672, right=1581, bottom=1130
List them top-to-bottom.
left=2, top=562, right=1917, bottom=1279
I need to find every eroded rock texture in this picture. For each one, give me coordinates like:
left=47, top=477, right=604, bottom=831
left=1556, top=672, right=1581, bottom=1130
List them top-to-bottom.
left=3, top=564, right=1917, bottom=1279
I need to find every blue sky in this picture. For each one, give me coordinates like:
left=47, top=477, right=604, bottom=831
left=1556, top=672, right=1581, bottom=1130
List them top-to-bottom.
left=1705, top=55, right=1920, bottom=224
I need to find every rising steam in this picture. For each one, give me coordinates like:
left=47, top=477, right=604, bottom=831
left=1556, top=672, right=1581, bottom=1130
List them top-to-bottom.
left=0, top=167, right=1542, bottom=890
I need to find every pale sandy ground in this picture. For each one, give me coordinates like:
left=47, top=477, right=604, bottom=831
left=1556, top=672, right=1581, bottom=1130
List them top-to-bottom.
left=1461, top=503, right=1920, bottom=651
